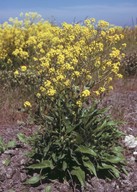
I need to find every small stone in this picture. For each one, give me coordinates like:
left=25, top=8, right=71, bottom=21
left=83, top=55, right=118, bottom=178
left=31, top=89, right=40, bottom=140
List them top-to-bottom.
left=124, top=135, right=137, bottom=149
left=4, top=150, right=16, bottom=155
left=133, top=151, right=137, bottom=156
left=130, top=156, right=136, bottom=162
left=20, top=158, right=28, bottom=165
left=6, top=167, right=15, bottom=179
left=20, top=172, right=27, bottom=182
left=0, top=174, right=5, bottom=182
left=60, top=184, right=71, bottom=192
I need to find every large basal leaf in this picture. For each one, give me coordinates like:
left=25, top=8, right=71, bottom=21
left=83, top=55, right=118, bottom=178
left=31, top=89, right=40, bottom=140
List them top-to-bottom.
left=76, top=145, right=97, bottom=157
left=103, top=154, right=125, bottom=164
left=82, top=158, right=97, bottom=176
left=28, top=160, right=54, bottom=169
left=98, top=163, right=120, bottom=178
left=71, top=166, right=85, bottom=186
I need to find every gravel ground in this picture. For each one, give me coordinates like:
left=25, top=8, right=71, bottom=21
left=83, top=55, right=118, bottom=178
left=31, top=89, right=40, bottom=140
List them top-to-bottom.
left=0, top=78, right=137, bottom=192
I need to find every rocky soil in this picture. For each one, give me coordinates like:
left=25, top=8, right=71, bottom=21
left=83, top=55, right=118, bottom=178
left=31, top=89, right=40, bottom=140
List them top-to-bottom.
left=0, top=78, right=137, bottom=192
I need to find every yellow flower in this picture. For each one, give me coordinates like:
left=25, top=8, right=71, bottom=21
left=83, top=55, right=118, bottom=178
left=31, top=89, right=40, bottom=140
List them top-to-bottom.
left=90, top=18, right=96, bottom=23
left=98, top=20, right=109, bottom=28
left=100, top=31, right=106, bottom=37
left=122, top=43, right=126, bottom=48
left=109, top=49, right=120, bottom=58
left=121, top=53, right=125, bottom=58
left=7, top=58, right=12, bottom=64
left=106, top=61, right=112, bottom=66
left=41, top=62, right=50, bottom=68
left=21, top=65, right=27, bottom=72
left=49, top=67, right=55, bottom=74
left=14, top=70, right=19, bottom=76
left=73, top=71, right=80, bottom=77
left=117, top=74, right=123, bottom=78
left=56, top=75, right=65, bottom=81
left=86, top=75, right=92, bottom=80
left=108, top=77, right=112, bottom=82
left=64, top=79, right=70, bottom=87
left=44, top=80, right=51, bottom=87
left=40, top=86, right=46, bottom=92
left=109, top=86, right=113, bottom=90
left=99, top=87, right=106, bottom=93
left=47, top=88, right=56, bottom=96
left=81, top=90, right=90, bottom=97
left=94, top=91, right=100, bottom=96
left=36, top=93, right=41, bottom=98
left=76, top=100, right=82, bottom=107
left=24, top=101, right=32, bottom=108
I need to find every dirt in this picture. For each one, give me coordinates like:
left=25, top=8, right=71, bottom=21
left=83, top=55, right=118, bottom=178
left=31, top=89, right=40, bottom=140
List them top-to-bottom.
left=0, top=78, right=137, bottom=192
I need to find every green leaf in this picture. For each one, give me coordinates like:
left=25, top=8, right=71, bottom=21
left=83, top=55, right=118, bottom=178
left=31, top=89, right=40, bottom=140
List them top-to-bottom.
left=84, top=112, right=98, bottom=129
left=44, top=115, right=54, bottom=121
left=95, top=120, right=108, bottom=132
left=107, top=121, right=117, bottom=127
left=66, top=125, right=75, bottom=134
left=17, top=133, right=28, bottom=143
left=75, top=134, right=84, bottom=144
left=0, top=136, right=6, bottom=152
left=0, top=136, right=4, bottom=145
left=7, top=140, right=16, bottom=149
left=44, top=145, right=50, bottom=154
left=76, top=145, right=97, bottom=157
left=113, top=146, right=123, bottom=154
left=51, top=153, right=57, bottom=163
left=71, top=155, right=80, bottom=165
left=103, top=155, right=125, bottom=164
left=82, top=158, right=97, bottom=176
left=28, top=160, right=54, bottom=169
left=62, top=161, right=67, bottom=171
left=99, top=163, right=120, bottom=178
left=71, top=167, right=85, bottom=186
left=122, top=167, right=128, bottom=175
left=25, top=175, right=45, bottom=184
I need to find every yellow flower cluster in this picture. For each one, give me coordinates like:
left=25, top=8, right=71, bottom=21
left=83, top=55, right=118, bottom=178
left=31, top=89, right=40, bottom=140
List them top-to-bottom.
left=0, top=12, right=126, bottom=106
left=39, top=80, right=56, bottom=97
left=81, top=90, right=90, bottom=97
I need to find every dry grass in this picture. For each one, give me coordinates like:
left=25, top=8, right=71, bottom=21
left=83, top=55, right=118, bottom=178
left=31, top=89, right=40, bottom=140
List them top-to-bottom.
left=0, top=86, right=29, bottom=125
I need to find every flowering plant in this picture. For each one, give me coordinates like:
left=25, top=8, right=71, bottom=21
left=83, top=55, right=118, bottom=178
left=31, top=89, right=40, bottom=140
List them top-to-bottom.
left=0, top=13, right=127, bottom=188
